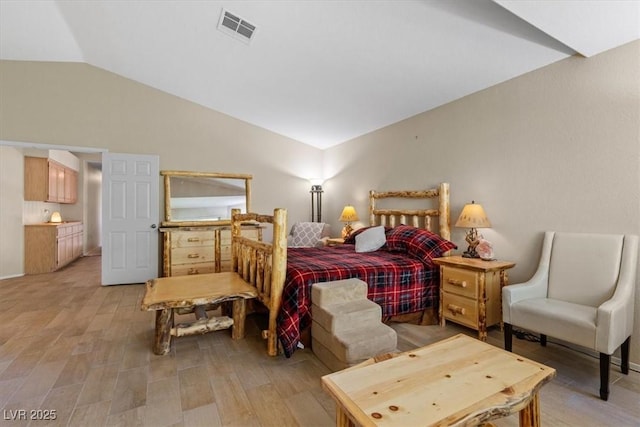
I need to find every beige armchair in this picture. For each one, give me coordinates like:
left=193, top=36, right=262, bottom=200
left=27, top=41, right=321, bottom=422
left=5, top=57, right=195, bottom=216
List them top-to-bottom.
left=503, top=231, right=638, bottom=400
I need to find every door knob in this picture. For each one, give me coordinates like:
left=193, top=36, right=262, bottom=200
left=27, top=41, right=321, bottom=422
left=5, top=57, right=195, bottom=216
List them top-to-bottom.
left=150, top=224, right=157, bottom=229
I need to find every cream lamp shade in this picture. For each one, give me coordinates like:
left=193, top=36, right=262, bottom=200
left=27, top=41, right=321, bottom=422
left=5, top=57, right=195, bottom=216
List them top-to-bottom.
left=455, top=201, right=491, bottom=258
left=455, top=202, right=491, bottom=229
left=339, top=205, right=359, bottom=238
left=50, top=211, right=62, bottom=223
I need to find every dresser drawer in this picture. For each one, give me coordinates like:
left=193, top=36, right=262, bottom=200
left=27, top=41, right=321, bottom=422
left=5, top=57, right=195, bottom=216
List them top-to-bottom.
left=171, top=231, right=215, bottom=248
left=171, top=246, right=214, bottom=265
left=171, top=263, right=216, bottom=276
left=441, top=266, right=478, bottom=298
left=442, top=292, right=478, bottom=328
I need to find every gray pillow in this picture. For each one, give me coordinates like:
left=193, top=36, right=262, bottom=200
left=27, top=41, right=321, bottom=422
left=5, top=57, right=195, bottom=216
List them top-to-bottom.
left=355, top=225, right=386, bottom=253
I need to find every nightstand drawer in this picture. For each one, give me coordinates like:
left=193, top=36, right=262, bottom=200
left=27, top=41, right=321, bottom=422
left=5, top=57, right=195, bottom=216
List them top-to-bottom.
left=442, top=267, right=478, bottom=298
left=442, top=293, right=477, bottom=328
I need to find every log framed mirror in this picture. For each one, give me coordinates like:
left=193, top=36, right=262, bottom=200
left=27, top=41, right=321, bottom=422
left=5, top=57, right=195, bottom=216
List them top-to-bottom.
left=161, top=170, right=252, bottom=226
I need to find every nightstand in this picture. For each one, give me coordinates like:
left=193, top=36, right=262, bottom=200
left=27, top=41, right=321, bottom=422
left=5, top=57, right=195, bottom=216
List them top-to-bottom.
left=326, top=237, right=345, bottom=246
left=432, top=256, right=515, bottom=341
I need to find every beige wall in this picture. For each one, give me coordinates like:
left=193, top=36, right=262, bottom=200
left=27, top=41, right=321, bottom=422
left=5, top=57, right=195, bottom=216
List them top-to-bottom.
left=324, top=40, right=640, bottom=363
left=0, top=61, right=323, bottom=214
left=0, top=146, right=24, bottom=278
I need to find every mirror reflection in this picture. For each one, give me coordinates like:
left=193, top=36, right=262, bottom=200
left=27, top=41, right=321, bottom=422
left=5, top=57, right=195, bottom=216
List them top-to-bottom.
left=161, top=171, right=252, bottom=226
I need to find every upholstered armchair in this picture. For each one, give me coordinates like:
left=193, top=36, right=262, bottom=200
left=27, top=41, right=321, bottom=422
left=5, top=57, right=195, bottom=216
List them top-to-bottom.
left=503, top=231, right=638, bottom=400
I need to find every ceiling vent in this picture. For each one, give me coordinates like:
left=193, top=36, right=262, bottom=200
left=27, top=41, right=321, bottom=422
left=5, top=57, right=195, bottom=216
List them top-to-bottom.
left=218, top=9, right=256, bottom=44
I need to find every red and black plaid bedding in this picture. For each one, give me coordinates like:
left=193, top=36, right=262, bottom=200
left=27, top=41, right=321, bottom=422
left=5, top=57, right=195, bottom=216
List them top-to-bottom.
left=278, top=244, right=439, bottom=357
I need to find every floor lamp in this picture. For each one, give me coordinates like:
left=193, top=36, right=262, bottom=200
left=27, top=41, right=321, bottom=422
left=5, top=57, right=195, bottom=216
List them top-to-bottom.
left=310, top=183, right=323, bottom=222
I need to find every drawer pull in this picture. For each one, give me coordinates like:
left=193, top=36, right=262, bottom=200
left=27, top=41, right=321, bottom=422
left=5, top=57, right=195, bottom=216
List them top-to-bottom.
left=187, top=237, right=201, bottom=242
left=187, top=253, right=200, bottom=259
left=187, top=268, right=199, bottom=275
left=447, top=278, right=467, bottom=288
left=447, top=304, right=466, bottom=315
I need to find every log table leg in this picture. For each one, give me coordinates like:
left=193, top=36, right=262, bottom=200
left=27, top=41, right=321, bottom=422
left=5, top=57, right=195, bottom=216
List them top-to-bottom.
left=232, top=298, right=246, bottom=340
left=154, top=309, right=174, bottom=355
left=519, top=392, right=541, bottom=427
left=335, top=405, right=354, bottom=427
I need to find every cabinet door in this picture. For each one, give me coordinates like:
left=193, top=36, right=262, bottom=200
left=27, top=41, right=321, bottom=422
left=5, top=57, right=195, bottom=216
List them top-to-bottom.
left=48, top=162, right=60, bottom=202
left=57, top=167, right=65, bottom=203
left=65, top=169, right=78, bottom=203
left=73, top=230, right=83, bottom=258
left=56, top=235, right=67, bottom=268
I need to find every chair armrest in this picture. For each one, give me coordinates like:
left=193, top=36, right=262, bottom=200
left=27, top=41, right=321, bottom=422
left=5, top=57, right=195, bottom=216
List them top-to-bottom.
left=503, top=232, right=555, bottom=323
left=595, top=234, right=638, bottom=353
left=503, top=270, right=548, bottom=305
left=596, top=293, right=633, bottom=354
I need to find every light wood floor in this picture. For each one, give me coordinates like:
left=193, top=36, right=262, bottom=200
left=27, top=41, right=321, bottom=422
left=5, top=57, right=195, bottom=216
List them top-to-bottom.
left=1, top=256, right=638, bottom=426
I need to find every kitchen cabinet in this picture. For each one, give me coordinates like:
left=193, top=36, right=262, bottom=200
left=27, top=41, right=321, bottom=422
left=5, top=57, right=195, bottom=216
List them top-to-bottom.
left=25, top=156, right=78, bottom=204
left=24, top=222, right=84, bottom=274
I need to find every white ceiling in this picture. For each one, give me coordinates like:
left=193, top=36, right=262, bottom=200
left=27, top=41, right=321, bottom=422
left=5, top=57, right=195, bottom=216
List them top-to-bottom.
left=1, top=1, right=638, bottom=149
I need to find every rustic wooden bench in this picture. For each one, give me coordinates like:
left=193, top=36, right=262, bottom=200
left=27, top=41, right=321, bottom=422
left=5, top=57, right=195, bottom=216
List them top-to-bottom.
left=140, top=272, right=258, bottom=355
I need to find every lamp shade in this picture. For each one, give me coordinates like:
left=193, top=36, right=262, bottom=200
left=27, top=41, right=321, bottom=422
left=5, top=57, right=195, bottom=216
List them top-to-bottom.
left=455, top=202, right=491, bottom=228
left=339, top=205, right=359, bottom=222
left=50, top=211, right=62, bottom=223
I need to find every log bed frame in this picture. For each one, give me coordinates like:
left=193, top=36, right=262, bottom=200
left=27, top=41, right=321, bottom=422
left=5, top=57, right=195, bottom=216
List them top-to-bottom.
left=231, top=182, right=451, bottom=356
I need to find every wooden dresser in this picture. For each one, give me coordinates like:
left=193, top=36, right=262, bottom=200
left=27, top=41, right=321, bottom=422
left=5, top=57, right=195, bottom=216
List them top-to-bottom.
left=24, top=222, right=84, bottom=274
left=161, top=225, right=262, bottom=277
left=433, top=256, right=515, bottom=341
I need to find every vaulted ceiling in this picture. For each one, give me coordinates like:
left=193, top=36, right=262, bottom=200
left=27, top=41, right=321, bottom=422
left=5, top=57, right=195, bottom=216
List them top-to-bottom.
left=1, top=1, right=638, bottom=149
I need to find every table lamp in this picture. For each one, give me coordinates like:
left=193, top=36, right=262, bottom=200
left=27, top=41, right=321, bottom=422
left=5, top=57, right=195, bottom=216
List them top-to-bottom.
left=455, top=201, right=491, bottom=258
left=339, top=205, right=359, bottom=238
left=50, top=211, right=62, bottom=223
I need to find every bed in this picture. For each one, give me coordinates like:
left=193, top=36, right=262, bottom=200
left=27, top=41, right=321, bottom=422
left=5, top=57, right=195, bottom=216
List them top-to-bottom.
left=231, top=183, right=453, bottom=356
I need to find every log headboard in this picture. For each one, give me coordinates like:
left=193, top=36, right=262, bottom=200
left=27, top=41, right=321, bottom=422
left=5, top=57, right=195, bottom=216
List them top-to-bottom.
left=369, top=182, right=450, bottom=240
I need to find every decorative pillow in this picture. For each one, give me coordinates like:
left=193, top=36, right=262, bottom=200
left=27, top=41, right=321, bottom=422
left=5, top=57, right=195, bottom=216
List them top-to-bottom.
left=289, top=222, right=327, bottom=247
left=386, top=225, right=457, bottom=266
left=344, top=226, right=392, bottom=244
left=355, top=226, right=387, bottom=253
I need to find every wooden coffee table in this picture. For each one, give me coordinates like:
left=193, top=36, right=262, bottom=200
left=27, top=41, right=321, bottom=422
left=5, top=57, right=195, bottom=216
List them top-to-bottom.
left=141, top=273, right=257, bottom=355
left=321, top=334, right=556, bottom=427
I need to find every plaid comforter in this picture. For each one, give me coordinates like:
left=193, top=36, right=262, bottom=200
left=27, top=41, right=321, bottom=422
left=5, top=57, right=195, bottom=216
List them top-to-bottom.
left=278, top=245, right=438, bottom=357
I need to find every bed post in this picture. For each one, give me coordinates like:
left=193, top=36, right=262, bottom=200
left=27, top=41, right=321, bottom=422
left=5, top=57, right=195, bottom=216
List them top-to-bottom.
left=439, top=183, right=451, bottom=241
left=369, top=190, right=376, bottom=226
left=231, top=208, right=241, bottom=271
left=268, top=208, right=287, bottom=356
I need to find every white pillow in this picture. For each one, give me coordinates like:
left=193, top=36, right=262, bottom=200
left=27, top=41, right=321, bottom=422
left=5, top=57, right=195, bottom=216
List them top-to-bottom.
left=289, top=222, right=327, bottom=247
left=355, top=225, right=386, bottom=253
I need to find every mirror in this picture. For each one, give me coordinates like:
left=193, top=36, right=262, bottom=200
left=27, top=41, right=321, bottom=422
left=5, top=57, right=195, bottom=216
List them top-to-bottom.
left=161, top=170, right=252, bottom=226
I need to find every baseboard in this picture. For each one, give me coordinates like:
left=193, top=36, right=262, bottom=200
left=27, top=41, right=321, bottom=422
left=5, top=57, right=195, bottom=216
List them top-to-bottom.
left=0, top=272, right=25, bottom=280
left=513, top=329, right=640, bottom=373
left=549, top=339, right=640, bottom=372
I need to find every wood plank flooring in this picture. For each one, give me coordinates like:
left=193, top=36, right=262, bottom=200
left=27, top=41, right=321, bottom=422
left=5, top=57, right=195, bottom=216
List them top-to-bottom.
left=0, top=255, right=638, bottom=426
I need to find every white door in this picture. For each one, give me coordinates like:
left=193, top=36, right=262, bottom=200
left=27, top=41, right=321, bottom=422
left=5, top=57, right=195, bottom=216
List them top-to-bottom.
left=101, top=152, right=159, bottom=285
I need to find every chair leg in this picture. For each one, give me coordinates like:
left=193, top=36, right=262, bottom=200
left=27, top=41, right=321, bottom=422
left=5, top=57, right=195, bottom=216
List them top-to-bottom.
left=504, top=323, right=513, bottom=352
left=540, top=334, right=547, bottom=347
left=621, top=336, right=630, bottom=375
left=599, top=353, right=610, bottom=401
